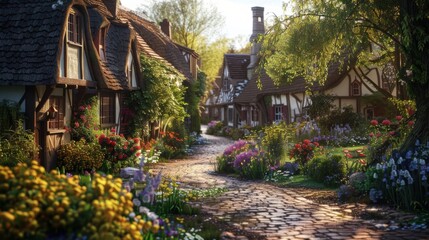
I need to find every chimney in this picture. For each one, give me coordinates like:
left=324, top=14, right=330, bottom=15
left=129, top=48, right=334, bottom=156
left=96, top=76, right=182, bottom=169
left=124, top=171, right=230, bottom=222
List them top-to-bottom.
left=104, top=0, right=120, bottom=18
left=247, top=7, right=265, bottom=79
left=160, top=19, right=171, bottom=38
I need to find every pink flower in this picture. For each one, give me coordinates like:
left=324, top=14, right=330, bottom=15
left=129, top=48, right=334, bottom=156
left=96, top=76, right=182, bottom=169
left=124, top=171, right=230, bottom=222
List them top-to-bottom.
left=395, top=115, right=403, bottom=121
left=382, top=119, right=391, bottom=126
left=370, top=120, right=378, bottom=126
left=408, top=121, right=415, bottom=126
left=74, top=122, right=79, bottom=128
left=369, top=132, right=374, bottom=137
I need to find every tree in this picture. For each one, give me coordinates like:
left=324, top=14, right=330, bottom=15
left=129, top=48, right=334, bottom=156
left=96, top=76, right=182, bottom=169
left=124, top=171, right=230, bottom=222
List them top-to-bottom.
left=141, top=0, right=228, bottom=82
left=259, top=0, right=429, bottom=152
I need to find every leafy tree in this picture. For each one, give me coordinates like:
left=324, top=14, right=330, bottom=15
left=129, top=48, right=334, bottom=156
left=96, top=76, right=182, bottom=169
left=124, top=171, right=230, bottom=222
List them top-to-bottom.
left=141, top=0, right=229, bottom=83
left=259, top=0, right=429, bottom=151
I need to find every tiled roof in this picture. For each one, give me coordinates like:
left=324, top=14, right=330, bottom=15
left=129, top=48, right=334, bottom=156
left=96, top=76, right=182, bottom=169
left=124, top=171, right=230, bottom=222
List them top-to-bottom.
left=0, top=0, right=71, bottom=85
left=117, top=9, right=193, bottom=81
left=103, top=22, right=131, bottom=90
left=224, top=54, right=250, bottom=80
left=234, top=59, right=351, bottom=103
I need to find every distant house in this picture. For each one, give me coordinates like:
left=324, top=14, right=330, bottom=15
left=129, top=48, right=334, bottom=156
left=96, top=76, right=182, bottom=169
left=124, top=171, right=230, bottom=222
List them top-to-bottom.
left=0, top=0, right=198, bottom=170
left=207, top=6, right=399, bottom=128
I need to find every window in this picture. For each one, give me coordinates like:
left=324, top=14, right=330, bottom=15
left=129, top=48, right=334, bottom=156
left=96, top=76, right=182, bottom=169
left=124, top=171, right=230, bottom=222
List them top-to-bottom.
left=66, top=9, right=83, bottom=79
left=68, top=12, right=82, bottom=44
left=98, top=27, right=106, bottom=61
left=127, top=52, right=137, bottom=87
left=223, top=78, right=229, bottom=91
left=351, top=80, right=361, bottom=96
left=100, top=93, right=115, bottom=125
left=48, top=96, right=65, bottom=130
left=274, top=105, right=283, bottom=121
left=228, top=108, right=233, bottom=123
left=252, top=108, right=259, bottom=121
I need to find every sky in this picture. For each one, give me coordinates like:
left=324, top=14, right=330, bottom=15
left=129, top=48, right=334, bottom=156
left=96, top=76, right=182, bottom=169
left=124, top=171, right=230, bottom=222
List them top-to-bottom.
left=120, top=0, right=286, bottom=48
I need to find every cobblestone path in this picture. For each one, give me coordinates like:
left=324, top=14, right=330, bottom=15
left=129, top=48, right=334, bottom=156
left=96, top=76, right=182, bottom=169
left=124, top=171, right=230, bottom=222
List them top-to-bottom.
left=153, top=130, right=429, bottom=239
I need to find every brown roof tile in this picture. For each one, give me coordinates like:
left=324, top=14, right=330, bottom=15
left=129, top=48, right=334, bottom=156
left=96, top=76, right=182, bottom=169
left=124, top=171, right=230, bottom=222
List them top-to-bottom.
left=117, top=9, right=193, bottom=81
left=224, top=54, right=250, bottom=80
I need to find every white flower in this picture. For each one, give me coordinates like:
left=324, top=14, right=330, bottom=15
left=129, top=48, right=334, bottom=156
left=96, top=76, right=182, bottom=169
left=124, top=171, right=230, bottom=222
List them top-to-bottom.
left=57, top=0, right=63, bottom=5
left=51, top=4, right=57, bottom=9
left=398, top=157, right=404, bottom=164
left=388, top=158, right=395, bottom=167
left=413, top=158, right=418, bottom=164
left=420, top=159, right=426, bottom=165
left=376, top=163, right=382, bottom=170
left=392, top=164, right=397, bottom=171
left=391, top=170, right=397, bottom=178
left=399, top=170, right=405, bottom=176
left=404, top=170, right=411, bottom=178
left=373, top=173, right=378, bottom=179
left=422, top=175, right=427, bottom=181
left=408, top=177, right=414, bottom=185
left=401, top=180, right=406, bottom=186
left=132, top=198, right=141, bottom=207
left=129, top=212, right=136, bottom=218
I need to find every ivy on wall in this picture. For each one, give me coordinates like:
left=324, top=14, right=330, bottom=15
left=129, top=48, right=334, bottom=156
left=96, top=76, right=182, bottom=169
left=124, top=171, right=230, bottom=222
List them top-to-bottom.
left=126, top=55, right=187, bottom=137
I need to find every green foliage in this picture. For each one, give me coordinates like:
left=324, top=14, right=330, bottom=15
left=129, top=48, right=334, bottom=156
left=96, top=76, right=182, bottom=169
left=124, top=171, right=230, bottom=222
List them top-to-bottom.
left=142, top=0, right=228, bottom=83
left=260, top=0, right=429, bottom=150
left=126, top=55, right=187, bottom=137
left=185, top=72, right=207, bottom=134
left=307, top=93, right=335, bottom=120
left=69, top=96, right=99, bottom=142
left=0, top=100, right=22, bottom=135
left=318, top=106, right=367, bottom=135
left=0, top=121, right=38, bottom=167
left=156, top=121, right=187, bottom=159
left=259, top=122, right=295, bottom=165
left=56, top=139, right=105, bottom=173
left=305, top=155, right=346, bottom=187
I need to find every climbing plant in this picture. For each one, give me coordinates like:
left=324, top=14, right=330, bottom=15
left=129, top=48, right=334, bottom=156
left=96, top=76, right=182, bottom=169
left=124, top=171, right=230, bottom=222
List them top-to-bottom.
left=126, top=55, right=187, bottom=138
left=0, top=100, right=22, bottom=135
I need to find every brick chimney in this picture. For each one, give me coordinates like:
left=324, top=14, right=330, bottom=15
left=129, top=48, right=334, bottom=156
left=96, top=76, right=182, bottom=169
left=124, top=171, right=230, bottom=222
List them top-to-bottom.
left=104, top=0, right=120, bottom=18
left=247, top=7, right=265, bottom=79
left=160, top=19, right=171, bottom=38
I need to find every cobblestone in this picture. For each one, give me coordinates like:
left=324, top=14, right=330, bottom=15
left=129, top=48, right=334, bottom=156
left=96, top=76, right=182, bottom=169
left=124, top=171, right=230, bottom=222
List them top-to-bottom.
left=153, top=128, right=429, bottom=239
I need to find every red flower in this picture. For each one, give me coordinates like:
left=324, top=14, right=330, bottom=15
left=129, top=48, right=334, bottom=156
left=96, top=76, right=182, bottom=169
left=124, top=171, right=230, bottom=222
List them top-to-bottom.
left=395, top=115, right=403, bottom=121
left=382, top=119, right=391, bottom=126
left=370, top=120, right=378, bottom=126
left=408, top=121, right=415, bottom=126
left=74, top=122, right=79, bottom=128
left=111, top=128, right=116, bottom=133
left=389, top=131, right=396, bottom=136
left=369, top=132, right=374, bottom=137
left=134, top=138, right=140, bottom=143
left=303, top=139, right=311, bottom=145
left=110, top=141, right=116, bottom=146
left=295, top=143, right=301, bottom=149
left=346, top=153, right=353, bottom=158
left=358, top=153, right=366, bottom=157
left=359, top=159, right=367, bottom=166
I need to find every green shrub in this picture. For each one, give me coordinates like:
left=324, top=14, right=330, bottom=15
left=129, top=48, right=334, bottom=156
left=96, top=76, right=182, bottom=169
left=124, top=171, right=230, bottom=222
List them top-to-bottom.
left=0, top=121, right=38, bottom=167
left=206, top=121, right=223, bottom=135
left=260, top=122, right=295, bottom=166
left=56, top=139, right=105, bottom=173
left=305, top=155, right=346, bottom=187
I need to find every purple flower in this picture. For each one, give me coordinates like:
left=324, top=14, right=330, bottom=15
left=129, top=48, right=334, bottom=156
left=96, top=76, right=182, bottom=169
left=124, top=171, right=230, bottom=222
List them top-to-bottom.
left=223, top=140, right=248, bottom=156
left=233, top=150, right=258, bottom=170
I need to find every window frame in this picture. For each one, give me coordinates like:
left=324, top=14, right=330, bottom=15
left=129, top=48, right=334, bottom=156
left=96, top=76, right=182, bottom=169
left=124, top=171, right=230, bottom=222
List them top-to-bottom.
left=351, top=80, right=361, bottom=96
left=100, top=93, right=116, bottom=126
left=48, top=96, right=65, bottom=130
left=274, top=105, right=283, bottom=122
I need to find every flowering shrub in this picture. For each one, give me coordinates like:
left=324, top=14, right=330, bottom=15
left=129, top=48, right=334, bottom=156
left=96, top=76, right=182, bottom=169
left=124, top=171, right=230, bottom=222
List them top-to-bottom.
left=68, top=96, right=99, bottom=142
left=368, top=115, right=414, bottom=164
left=206, top=120, right=223, bottom=135
left=260, top=122, right=295, bottom=165
left=156, top=131, right=186, bottom=159
left=98, top=132, right=141, bottom=173
left=56, top=139, right=105, bottom=173
left=289, top=139, right=320, bottom=167
left=216, top=140, right=255, bottom=173
left=366, top=141, right=429, bottom=210
left=233, top=149, right=268, bottom=179
left=0, top=161, right=155, bottom=239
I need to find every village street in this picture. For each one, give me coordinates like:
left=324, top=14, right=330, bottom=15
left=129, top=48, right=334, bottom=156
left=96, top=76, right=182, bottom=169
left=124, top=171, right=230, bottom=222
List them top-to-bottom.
left=153, top=127, right=429, bottom=240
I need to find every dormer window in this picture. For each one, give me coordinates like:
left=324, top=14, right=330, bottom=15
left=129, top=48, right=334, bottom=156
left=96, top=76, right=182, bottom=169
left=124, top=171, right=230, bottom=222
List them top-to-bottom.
left=60, top=8, right=93, bottom=81
left=68, top=11, right=82, bottom=44
left=257, top=16, right=262, bottom=22
left=98, top=27, right=107, bottom=61
left=127, top=51, right=137, bottom=88
left=351, top=80, right=361, bottom=96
